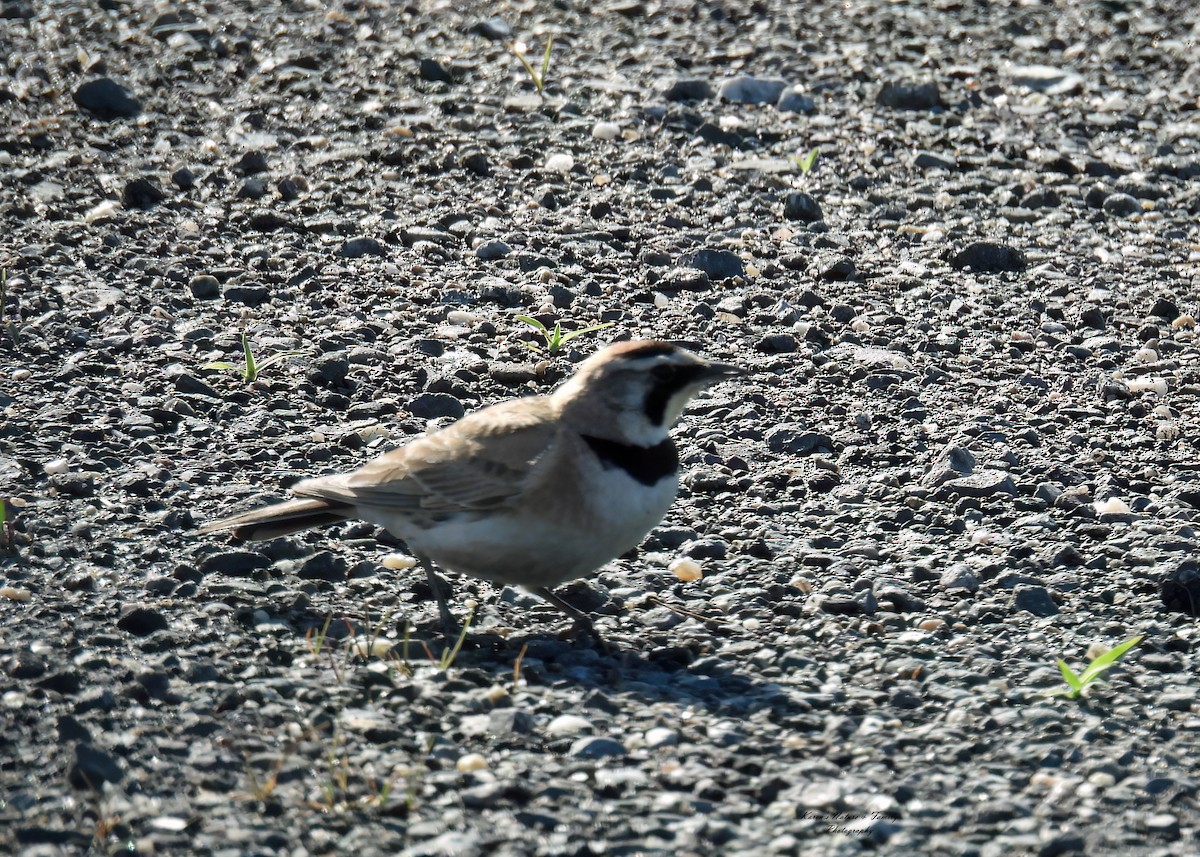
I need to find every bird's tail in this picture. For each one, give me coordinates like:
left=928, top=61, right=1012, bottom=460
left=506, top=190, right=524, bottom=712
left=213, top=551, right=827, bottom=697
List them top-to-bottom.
left=196, top=497, right=353, bottom=541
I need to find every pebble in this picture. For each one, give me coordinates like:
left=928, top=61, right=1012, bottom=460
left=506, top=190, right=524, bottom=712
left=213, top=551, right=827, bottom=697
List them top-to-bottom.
left=1008, top=64, right=1085, bottom=95
left=717, top=75, right=787, bottom=104
left=73, top=77, right=141, bottom=118
left=662, top=78, right=713, bottom=101
left=876, top=80, right=942, bottom=110
left=776, top=86, right=816, bottom=113
left=591, top=122, right=621, bottom=141
left=544, top=153, right=575, bottom=173
left=783, top=192, right=822, bottom=222
left=1102, top=193, right=1141, bottom=217
left=338, top=236, right=386, bottom=258
left=475, top=240, right=511, bottom=260
left=951, top=241, right=1027, bottom=272
left=676, top=248, right=744, bottom=280
left=765, top=426, right=833, bottom=455
left=1013, top=585, right=1059, bottom=617
left=546, top=714, right=593, bottom=737
left=569, top=737, right=626, bottom=758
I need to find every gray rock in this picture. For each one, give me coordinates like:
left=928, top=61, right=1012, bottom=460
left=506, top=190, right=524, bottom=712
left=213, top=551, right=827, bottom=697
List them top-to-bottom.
left=1008, top=64, right=1085, bottom=95
left=718, top=75, right=787, bottom=104
left=73, top=77, right=141, bottom=118
left=663, top=78, right=714, bottom=101
left=876, top=80, right=942, bottom=110
left=776, top=86, right=816, bottom=113
left=914, top=151, right=956, bottom=171
left=783, top=192, right=822, bottom=222
left=1102, top=193, right=1141, bottom=217
left=339, top=237, right=387, bottom=258
left=475, top=240, right=511, bottom=260
left=951, top=241, right=1027, bottom=272
left=677, top=248, right=745, bottom=280
left=188, top=275, right=221, bottom=299
left=408, top=392, right=466, bottom=420
left=765, top=425, right=833, bottom=455
left=923, top=443, right=976, bottom=487
left=941, top=469, right=1017, bottom=498
left=940, top=564, right=980, bottom=594
left=1014, top=585, right=1059, bottom=617
left=569, top=737, right=626, bottom=758
left=69, top=743, right=125, bottom=788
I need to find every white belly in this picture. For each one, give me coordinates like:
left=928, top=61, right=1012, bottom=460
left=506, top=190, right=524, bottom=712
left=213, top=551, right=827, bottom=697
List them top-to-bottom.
left=374, top=468, right=679, bottom=589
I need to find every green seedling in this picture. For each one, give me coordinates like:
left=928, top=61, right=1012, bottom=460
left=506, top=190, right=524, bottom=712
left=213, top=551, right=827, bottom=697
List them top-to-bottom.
left=508, top=36, right=553, bottom=97
left=795, top=146, right=820, bottom=175
left=515, top=316, right=613, bottom=355
left=203, top=332, right=303, bottom=383
left=1054, top=636, right=1142, bottom=699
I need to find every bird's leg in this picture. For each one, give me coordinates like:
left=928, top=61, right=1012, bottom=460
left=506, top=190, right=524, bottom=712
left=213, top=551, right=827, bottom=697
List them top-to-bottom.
left=418, top=557, right=459, bottom=638
left=533, top=586, right=603, bottom=642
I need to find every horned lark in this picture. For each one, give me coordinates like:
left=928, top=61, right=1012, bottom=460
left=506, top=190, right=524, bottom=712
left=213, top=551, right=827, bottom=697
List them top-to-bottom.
left=199, top=340, right=745, bottom=634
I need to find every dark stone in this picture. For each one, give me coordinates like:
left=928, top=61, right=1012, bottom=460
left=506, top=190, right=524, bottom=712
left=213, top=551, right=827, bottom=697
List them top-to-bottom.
left=419, top=58, right=455, bottom=83
left=73, top=78, right=141, bottom=119
left=663, top=78, right=714, bottom=101
left=876, top=80, right=942, bottom=110
left=234, top=151, right=269, bottom=174
left=172, top=167, right=197, bottom=189
left=123, top=178, right=166, bottom=209
left=236, top=178, right=268, bottom=199
left=783, top=192, right=822, bottom=222
left=339, top=237, right=386, bottom=258
left=951, top=241, right=1027, bottom=273
left=677, top=248, right=744, bottom=280
left=188, top=275, right=221, bottom=299
left=223, top=284, right=270, bottom=306
left=755, top=333, right=798, bottom=354
left=310, top=355, right=349, bottom=384
left=408, top=392, right=466, bottom=420
left=765, top=425, right=833, bottom=455
left=199, top=550, right=272, bottom=576
left=297, top=552, right=347, bottom=581
left=1161, top=562, right=1200, bottom=617
left=1013, top=585, right=1059, bottom=617
left=69, top=743, right=124, bottom=788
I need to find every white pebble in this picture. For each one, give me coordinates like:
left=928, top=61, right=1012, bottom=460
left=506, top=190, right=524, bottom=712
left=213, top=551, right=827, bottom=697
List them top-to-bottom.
left=591, top=122, right=621, bottom=141
left=544, top=153, right=575, bottom=173
left=446, top=310, right=480, bottom=325
left=1172, top=314, right=1195, bottom=328
left=11, top=369, right=31, bottom=382
left=1123, top=377, right=1167, bottom=395
left=43, top=458, right=69, bottom=476
left=1093, top=498, right=1130, bottom=515
left=382, top=553, right=417, bottom=570
left=669, top=558, right=702, bottom=582
left=0, top=587, right=31, bottom=602
left=351, top=638, right=394, bottom=658
left=546, top=714, right=592, bottom=737
left=644, top=727, right=678, bottom=748
left=456, top=753, right=488, bottom=772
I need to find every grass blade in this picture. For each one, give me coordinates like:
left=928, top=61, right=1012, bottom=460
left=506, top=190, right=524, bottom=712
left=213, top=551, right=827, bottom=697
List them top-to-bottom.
left=539, top=37, right=553, bottom=93
left=241, top=333, right=257, bottom=382
left=1078, top=636, right=1142, bottom=685
left=1056, top=658, right=1082, bottom=692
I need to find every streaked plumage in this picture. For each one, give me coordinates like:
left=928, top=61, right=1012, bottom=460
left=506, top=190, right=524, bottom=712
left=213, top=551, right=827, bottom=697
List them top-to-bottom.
left=199, top=339, right=745, bottom=634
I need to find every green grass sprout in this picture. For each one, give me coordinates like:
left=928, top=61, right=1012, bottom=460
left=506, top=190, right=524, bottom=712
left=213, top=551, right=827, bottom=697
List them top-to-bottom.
left=508, top=36, right=554, bottom=98
left=795, top=146, right=820, bottom=175
left=515, top=316, right=613, bottom=355
left=203, top=332, right=304, bottom=383
left=1054, top=636, right=1142, bottom=699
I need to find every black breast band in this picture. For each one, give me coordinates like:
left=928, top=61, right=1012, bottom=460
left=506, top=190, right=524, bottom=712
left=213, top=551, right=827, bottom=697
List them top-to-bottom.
left=581, top=435, right=678, bottom=486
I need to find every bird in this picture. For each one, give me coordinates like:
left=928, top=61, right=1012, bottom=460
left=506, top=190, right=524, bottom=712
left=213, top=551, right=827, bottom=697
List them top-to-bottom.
left=198, top=339, right=746, bottom=636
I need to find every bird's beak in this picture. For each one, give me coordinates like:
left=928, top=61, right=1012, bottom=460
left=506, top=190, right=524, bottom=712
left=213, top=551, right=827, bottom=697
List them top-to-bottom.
left=700, top=361, right=747, bottom=383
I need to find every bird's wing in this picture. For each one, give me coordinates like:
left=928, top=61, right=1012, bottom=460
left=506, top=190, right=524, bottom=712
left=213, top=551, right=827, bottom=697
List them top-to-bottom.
left=292, top=398, right=561, bottom=514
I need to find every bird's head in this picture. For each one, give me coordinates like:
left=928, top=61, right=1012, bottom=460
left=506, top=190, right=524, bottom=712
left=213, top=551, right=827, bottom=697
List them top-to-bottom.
left=555, top=340, right=746, bottom=446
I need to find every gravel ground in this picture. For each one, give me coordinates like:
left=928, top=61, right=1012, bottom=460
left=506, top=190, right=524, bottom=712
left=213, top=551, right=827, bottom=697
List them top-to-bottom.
left=3, top=0, right=1200, bottom=854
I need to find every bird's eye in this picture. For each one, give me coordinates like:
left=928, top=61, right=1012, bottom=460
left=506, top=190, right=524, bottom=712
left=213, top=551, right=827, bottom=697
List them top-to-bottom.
left=651, top=364, right=677, bottom=382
